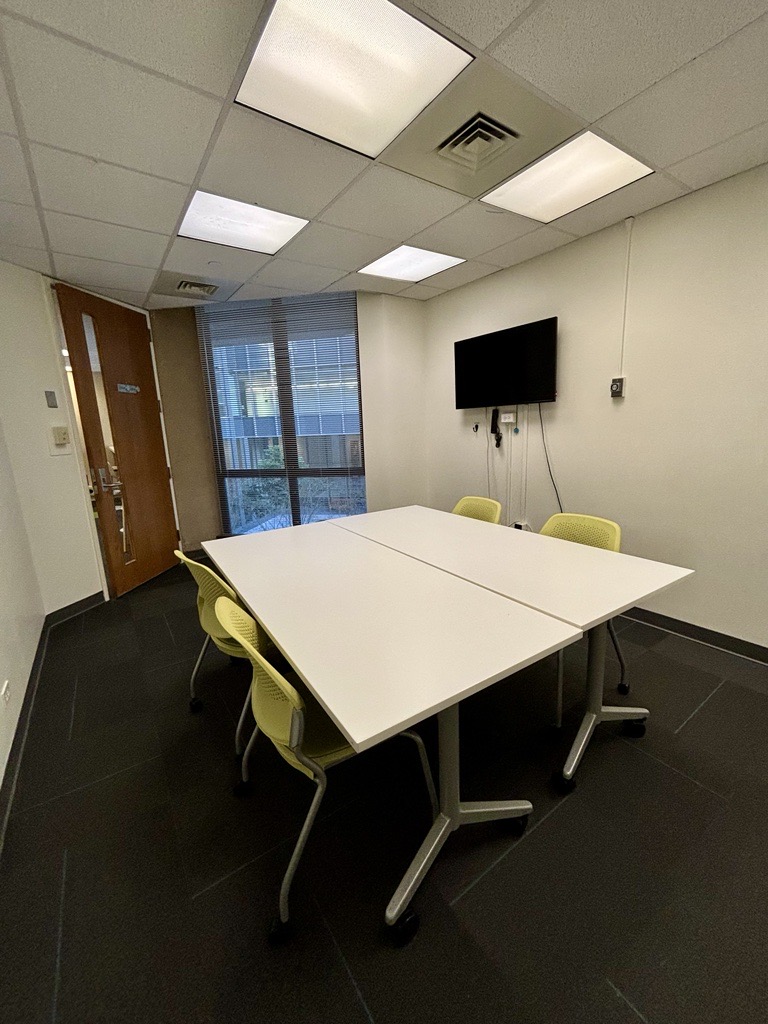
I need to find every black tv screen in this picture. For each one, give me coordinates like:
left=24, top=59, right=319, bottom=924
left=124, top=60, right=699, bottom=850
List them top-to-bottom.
left=454, top=317, right=557, bottom=409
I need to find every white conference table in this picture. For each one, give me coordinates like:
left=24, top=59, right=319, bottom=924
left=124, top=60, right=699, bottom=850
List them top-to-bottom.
left=333, top=505, right=694, bottom=786
left=203, top=520, right=581, bottom=931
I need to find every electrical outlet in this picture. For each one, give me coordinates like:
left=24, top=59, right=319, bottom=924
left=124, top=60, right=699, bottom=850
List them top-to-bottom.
left=500, top=412, right=517, bottom=424
left=513, top=521, right=530, bottom=530
left=1, top=680, right=9, bottom=705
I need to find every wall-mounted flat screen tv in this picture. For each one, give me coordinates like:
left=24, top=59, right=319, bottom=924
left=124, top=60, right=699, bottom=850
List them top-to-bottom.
left=454, top=316, right=557, bottom=409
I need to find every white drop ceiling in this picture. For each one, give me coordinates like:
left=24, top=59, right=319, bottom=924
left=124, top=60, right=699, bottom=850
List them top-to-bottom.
left=0, top=0, right=765, bottom=308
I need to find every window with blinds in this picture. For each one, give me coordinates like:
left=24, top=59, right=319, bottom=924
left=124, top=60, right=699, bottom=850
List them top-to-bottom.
left=196, top=293, right=366, bottom=535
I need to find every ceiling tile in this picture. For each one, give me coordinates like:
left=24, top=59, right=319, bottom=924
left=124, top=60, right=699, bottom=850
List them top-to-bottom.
left=1, top=0, right=265, bottom=97
left=412, top=0, right=535, bottom=48
left=492, top=1, right=768, bottom=122
left=597, top=16, right=768, bottom=167
left=5, top=20, right=221, bottom=182
left=0, top=75, right=16, bottom=133
left=201, top=107, right=370, bottom=219
left=667, top=121, right=768, bottom=190
left=0, top=134, right=34, bottom=205
left=32, top=145, right=188, bottom=233
left=320, top=165, right=468, bottom=239
left=553, top=173, right=689, bottom=236
left=0, top=198, right=45, bottom=247
left=407, top=202, right=539, bottom=259
left=45, top=211, right=169, bottom=266
left=278, top=222, right=393, bottom=271
left=479, top=226, right=573, bottom=267
left=164, top=237, right=271, bottom=282
left=0, top=241, right=50, bottom=274
left=53, top=253, right=156, bottom=293
left=254, top=259, right=345, bottom=292
left=424, top=259, right=501, bottom=290
left=324, top=273, right=410, bottom=295
left=228, top=281, right=296, bottom=301
left=399, top=283, right=444, bottom=299
left=86, top=286, right=148, bottom=308
left=146, top=294, right=203, bottom=309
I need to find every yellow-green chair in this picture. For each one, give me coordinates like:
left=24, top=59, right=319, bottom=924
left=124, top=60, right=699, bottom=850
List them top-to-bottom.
left=451, top=495, right=502, bottom=524
left=539, top=514, right=629, bottom=727
left=174, top=550, right=274, bottom=759
left=215, top=595, right=438, bottom=943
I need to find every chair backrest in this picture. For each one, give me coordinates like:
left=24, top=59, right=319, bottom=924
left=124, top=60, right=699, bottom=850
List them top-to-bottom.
left=451, top=496, right=502, bottom=525
left=539, top=513, right=621, bottom=552
left=175, top=550, right=273, bottom=655
left=215, top=596, right=304, bottom=758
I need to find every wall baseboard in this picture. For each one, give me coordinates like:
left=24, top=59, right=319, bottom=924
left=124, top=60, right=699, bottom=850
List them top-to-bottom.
left=0, top=591, right=104, bottom=859
left=624, top=607, right=768, bottom=665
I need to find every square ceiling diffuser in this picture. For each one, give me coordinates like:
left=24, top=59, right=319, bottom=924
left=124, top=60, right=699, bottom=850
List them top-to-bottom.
left=236, top=0, right=472, bottom=158
left=481, top=132, right=654, bottom=223
left=178, top=191, right=308, bottom=254
left=360, top=245, right=464, bottom=281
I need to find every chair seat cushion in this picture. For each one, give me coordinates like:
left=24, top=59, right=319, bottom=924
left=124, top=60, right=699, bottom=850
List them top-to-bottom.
left=275, top=670, right=354, bottom=778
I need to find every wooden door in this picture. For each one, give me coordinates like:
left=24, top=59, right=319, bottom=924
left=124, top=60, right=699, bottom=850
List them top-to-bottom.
left=55, top=284, right=178, bottom=596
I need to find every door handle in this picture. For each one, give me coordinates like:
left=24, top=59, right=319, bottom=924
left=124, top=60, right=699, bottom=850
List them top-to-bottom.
left=98, top=468, right=124, bottom=492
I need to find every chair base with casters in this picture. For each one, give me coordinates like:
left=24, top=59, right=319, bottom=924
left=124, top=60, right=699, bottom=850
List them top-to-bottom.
left=215, top=595, right=438, bottom=944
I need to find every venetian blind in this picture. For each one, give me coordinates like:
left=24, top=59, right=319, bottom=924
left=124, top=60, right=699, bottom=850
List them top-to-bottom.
left=196, top=292, right=366, bottom=536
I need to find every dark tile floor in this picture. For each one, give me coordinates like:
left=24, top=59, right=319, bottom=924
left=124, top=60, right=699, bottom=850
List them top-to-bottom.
left=2, top=564, right=768, bottom=1024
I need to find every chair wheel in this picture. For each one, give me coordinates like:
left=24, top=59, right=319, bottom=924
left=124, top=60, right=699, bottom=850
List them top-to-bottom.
left=617, top=682, right=630, bottom=695
left=189, top=697, right=203, bottom=713
left=622, top=718, right=646, bottom=738
left=551, top=770, right=576, bottom=795
left=232, top=780, right=253, bottom=798
left=509, top=814, right=529, bottom=838
left=388, top=907, right=419, bottom=947
left=268, top=916, right=295, bottom=945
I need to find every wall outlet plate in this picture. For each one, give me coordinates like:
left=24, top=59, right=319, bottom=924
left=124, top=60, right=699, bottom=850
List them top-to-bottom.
left=611, top=376, right=626, bottom=398
left=500, top=412, right=517, bottom=424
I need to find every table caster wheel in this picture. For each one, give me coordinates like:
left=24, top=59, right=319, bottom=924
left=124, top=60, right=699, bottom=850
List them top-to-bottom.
left=617, top=682, right=630, bottom=695
left=189, top=697, right=203, bottom=713
left=622, top=718, right=646, bottom=738
left=551, top=770, right=576, bottom=795
left=232, top=780, right=253, bottom=798
left=509, top=814, right=529, bottom=838
left=388, top=907, right=419, bottom=947
left=268, top=916, right=295, bottom=945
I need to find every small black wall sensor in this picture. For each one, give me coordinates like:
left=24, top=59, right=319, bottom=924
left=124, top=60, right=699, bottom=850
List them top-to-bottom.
left=610, top=377, right=625, bottom=398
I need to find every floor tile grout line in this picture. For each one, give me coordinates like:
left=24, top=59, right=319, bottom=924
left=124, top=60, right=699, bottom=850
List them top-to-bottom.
left=67, top=674, right=78, bottom=743
left=674, top=679, right=725, bottom=735
left=619, top=737, right=731, bottom=801
left=10, top=754, right=163, bottom=816
left=189, top=794, right=364, bottom=901
left=449, top=795, right=573, bottom=906
left=189, top=837, right=293, bottom=901
left=51, top=847, right=68, bottom=1024
left=314, top=897, right=376, bottom=1024
left=605, top=977, right=651, bottom=1023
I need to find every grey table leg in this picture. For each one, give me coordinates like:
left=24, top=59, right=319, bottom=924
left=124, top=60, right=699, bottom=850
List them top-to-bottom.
left=561, top=621, right=648, bottom=782
left=385, top=702, right=531, bottom=926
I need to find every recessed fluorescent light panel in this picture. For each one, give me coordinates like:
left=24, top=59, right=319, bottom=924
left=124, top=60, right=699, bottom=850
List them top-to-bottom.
left=236, top=0, right=473, bottom=158
left=481, top=132, right=653, bottom=223
left=178, top=191, right=308, bottom=254
left=360, top=245, right=464, bottom=282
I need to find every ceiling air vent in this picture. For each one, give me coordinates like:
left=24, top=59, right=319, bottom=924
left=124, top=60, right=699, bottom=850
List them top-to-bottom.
left=436, top=113, right=519, bottom=174
left=176, top=280, right=219, bottom=298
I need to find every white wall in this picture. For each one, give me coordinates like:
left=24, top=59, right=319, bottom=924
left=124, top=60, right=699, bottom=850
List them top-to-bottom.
left=419, top=165, right=768, bottom=645
left=0, top=261, right=103, bottom=614
left=357, top=293, right=430, bottom=511
left=0, top=420, right=44, bottom=783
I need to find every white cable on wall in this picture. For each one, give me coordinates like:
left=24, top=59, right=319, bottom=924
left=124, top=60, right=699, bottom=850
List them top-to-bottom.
left=619, top=216, right=635, bottom=376
left=520, top=405, right=529, bottom=524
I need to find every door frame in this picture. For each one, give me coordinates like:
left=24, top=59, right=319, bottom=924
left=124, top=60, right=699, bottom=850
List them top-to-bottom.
left=51, top=284, right=180, bottom=598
